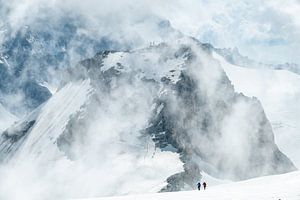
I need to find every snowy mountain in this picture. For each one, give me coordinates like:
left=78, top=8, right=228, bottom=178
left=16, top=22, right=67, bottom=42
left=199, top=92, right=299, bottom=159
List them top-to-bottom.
left=0, top=1, right=299, bottom=199
left=0, top=14, right=180, bottom=117
left=0, top=38, right=296, bottom=199
left=214, top=47, right=300, bottom=75
left=213, top=52, right=300, bottom=168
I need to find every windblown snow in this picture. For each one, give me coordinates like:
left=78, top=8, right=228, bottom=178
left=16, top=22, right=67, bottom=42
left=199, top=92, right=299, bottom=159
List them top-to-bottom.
left=0, top=1, right=299, bottom=200
left=0, top=34, right=298, bottom=199
left=214, top=52, right=300, bottom=167
left=0, top=77, right=184, bottom=200
left=13, top=79, right=92, bottom=161
left=0, top=103, right=17, bottom=132
left=75, top=171, right=300, bottom=200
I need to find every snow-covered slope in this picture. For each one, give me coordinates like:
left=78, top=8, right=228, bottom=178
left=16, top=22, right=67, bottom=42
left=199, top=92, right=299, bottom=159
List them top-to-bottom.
left=0, top=40, right=296, bottom=199
left=214, top=47, right=300, bottom=75
left=214, top=52, right=300, bottom=167
left=0, top=77, right=183, bottom=199
left=14, top=79, right=92, bottom=162
left=0, top=103, right=17, bottom=132
left=76, top=171, right=300, bottom=200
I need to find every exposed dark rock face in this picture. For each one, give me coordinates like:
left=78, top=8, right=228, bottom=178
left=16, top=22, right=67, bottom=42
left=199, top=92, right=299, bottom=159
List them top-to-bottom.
left=0, top=16, right=123, bottom=116
left=0, top=41, right=296, bottom=193
left=58, top=43, right=296, bottom=190
left=147, top=68, right=296, bottom=190
left=21, top=81, right=51, bottom=110
left=0, top=120, right=35, bottom=162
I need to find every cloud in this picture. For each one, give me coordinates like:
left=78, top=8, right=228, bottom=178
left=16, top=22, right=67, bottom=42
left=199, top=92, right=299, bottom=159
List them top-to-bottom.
left=3, top=0, right=300, bottom=65
left=120, top=0, right=300, bottom=64
left=0, top=1, right=298, bottom=198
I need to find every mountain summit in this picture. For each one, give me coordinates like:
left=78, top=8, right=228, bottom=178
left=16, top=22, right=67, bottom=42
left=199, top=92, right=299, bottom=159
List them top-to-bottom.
left=0, top=38, right=295, bottom=199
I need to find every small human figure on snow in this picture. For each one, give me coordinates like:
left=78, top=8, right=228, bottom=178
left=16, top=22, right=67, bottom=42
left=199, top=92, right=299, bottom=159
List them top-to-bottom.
left=203, top=181, right=207, bottom=190
left=197, top=182, right=201, bottom=190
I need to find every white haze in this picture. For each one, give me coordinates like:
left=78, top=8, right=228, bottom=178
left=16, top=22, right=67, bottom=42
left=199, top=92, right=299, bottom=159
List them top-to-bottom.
left=1, top=0, right=300, bottom=116
left=2, top=0, right=300, bottom=64
left=0, top=1, right=298, bottom=200
left=215, top=51, right=300, bottom=167
left=0, top=74, right=184, bottom=199
left=0, top=103, right=17, bottom=132
left=77, top=171, right=300, bottom=200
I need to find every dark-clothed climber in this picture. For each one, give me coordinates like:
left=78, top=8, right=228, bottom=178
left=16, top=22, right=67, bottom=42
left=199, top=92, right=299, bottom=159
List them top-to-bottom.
left=197, top=182, right=201, bottom=190
left=203, top=182, right=207, bottom=190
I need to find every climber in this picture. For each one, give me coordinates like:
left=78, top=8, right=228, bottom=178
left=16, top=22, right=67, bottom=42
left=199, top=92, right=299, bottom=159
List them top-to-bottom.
left=203, top=181, right=207, bottom=190
left=197, top=182, right=201, bottom=190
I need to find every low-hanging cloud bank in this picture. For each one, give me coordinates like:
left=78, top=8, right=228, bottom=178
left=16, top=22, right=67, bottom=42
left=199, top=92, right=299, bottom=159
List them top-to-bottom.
left=0, top=0, right=182, bottom=116
left=2, top=0, right=300, bottom=64
left=2, top=0, right=300, bottom=116
left=0, top=1, right=297, bottom=199
left=0, top=38, right=296, bottom=199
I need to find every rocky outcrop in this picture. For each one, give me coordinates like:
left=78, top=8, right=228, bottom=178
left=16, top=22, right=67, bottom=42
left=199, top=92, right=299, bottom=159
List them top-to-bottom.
left=0, top=39, right=296, bottom=193
left=61, top=41, right=296, bottom=190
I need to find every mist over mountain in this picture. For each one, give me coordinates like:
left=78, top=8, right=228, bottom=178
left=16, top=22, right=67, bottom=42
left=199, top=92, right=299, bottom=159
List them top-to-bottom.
left=0, top=1, right=299, bottom=199
left=0, top=4, right=183, bottom=116
left=0, top=38, right=296, bottom=198
left=214, top=47, right=300, bottom=75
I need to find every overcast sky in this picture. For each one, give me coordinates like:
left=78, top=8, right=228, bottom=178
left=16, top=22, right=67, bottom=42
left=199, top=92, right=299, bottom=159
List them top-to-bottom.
left=2, top=0, right=300, bottom=64
left=150, top=0, right=300, bottom=64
